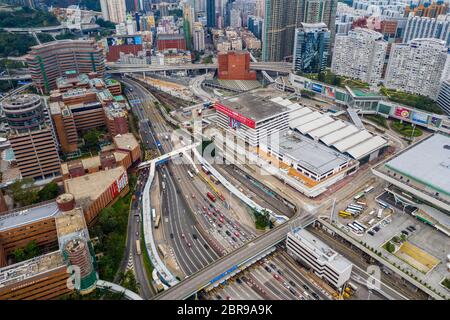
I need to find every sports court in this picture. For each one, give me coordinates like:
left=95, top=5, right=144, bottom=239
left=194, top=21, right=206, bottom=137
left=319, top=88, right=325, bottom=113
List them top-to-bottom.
left=395, top=241, right=440, bottom=274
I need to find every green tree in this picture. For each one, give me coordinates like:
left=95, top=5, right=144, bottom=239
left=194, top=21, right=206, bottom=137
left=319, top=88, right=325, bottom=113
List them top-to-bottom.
left=96, top=18, right=116, bottom=29
left=83, top=129, right=101, bottom=151
left=9, top=178, right=39, bottom=206
left=38, top=181, right=59, bottom=201
left=24, top=240, right=40, bottom=259
left=13, top=247, right=26, bottom=262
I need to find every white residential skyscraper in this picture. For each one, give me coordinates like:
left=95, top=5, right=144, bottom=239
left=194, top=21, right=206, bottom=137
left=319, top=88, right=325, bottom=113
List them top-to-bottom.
left=101, top=0, right=126, bottom=23
left=403, top=14, right=450, bottom=47
left=193, top=22, right=206, bottom=51
left=331, top=28, right=387, bottom=86
left=385, top=38, right=450, bottom=99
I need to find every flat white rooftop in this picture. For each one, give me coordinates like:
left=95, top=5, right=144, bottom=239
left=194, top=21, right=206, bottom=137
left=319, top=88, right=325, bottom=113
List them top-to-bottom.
left=270, top=132, right=351, bottom=176
left=385, top=134, right=450, bottom=196
left=0, top=202, right=60, bottom=232
left=289, top=228, right=352, bottom=273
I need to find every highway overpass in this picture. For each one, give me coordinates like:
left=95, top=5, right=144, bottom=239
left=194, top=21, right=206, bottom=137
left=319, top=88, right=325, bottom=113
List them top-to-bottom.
left=0, top=62, right=292, bottom=82
left=106, top=62, right=292, bottom=74
left=153, top=214, right=316, bottom=300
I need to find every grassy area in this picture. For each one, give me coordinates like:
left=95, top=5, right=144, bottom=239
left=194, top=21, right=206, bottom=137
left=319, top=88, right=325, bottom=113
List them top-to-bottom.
left=0, top=7, right=59, bottom=28
left=0, top=31, right=37, bottom=57
left=37, top=33, right=54, bottom=43
left=300, top=70, right=369, bottom=89
left=380, top=87, right=443, bottom=114
left=365, top=114, right=388, bottom=128
left=390, top=120, right=423, bottom=137
left=252, top=209, right=271, bottom=230
left=140, top=223, right=154, bottom=283
left=383, top=241, right=396, bottom=253
left=442, top=278, right=450, bottom=290
left=60, top=288, right=127, bottom=300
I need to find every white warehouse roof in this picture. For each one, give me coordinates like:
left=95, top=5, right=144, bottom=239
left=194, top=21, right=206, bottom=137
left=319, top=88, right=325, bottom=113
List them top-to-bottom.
left=291, top=111, right=322, bottom=128
left=296, top=115, right=334, bottom=134
left=308, top=120, right=347, bottom=139
left=321, top=125, right=359, bottom=146
left=333, top=130, right=373, bottom=152
left=345, top=135, right=388, bottom=159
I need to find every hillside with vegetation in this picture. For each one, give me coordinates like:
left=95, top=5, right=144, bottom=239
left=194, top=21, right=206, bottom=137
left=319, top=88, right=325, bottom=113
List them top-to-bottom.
left=0, top=7, right=59, bottom=28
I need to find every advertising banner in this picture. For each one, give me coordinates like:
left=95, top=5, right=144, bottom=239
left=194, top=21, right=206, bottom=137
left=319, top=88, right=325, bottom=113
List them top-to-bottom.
left=107, top=36, right=142, bottom=46
left=312, top=83, right=323, bottom=93
left=325, top=86, right=335, bottom=98
left=215, top=102, right=256, bottom=129
left=394, top=107, right=411, bottom=119
left=411, top=111, right=428, bottom=124
left=109, top=172, right=128, bottom=198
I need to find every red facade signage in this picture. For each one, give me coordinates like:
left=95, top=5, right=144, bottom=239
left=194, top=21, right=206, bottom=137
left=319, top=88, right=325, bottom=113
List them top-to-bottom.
left=215, top=102, right=256, bottom=129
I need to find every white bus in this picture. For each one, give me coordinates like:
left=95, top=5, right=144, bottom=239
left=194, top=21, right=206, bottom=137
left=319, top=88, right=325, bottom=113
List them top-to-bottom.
left=187, top=170, right=194, bottom=179
left=161, top=181, right=166, bottom=191
left=364, top=186, right=374, bottom=193
left=348, top=204, right=364, bottom=210
left=152, top=208, right=156, bottom=222
left=346, top=208, right=360, bottom=215
left=377, top=208, right=383, bottom=219
left=368, top=210, right=375, bottom=216
left=154, top=215, right=161, bottom=228
left=368, top=219, right=376, bottom=226
left=353, top=221, right=367, bottom=230
left=347, top=223, right=360, bottom=233
left=351, top=223, right=365, bottom=232
left=348, top=282, right=358, bottom=292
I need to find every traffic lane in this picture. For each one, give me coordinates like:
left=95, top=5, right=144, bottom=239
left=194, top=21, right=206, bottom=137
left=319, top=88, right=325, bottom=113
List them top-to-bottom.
left=163, top=166, right=214, bottom=269
left=162, top=170, right=197, bottom=276
left=274, top=252, right=328, bottom=300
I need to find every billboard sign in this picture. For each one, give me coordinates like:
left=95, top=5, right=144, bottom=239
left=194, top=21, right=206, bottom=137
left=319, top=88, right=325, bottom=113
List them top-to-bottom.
left=107, top=36, right=142, bottom=46
left=312, top=83, right=323, bottom=93
left=324, top=86, right=335, bottom=98
left=215, top=102, right=256, bottom=129
left=394, top=107, right=411, bottom=119
left=411, top=111, right=428, bottom=125
left=109, top=172, right=128, bottom=198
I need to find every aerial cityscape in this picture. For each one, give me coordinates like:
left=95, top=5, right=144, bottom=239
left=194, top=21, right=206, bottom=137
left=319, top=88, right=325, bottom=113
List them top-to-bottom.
left=0, top=0, right=449, bottom=304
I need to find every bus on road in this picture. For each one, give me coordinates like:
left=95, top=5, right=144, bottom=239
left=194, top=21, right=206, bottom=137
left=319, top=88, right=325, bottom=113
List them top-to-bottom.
left=201, top=165, right=210, bottom=175
left=187, top=170, right=194, bottom=179
left=364, top=186, right=374, bottom=193
left=207, top=192, right=216, bottom=202
left=152, top=208, right=156, bottom=222
left=154, top=215, right=161, bottom=228
left=136, top=240, right=141, bottom=255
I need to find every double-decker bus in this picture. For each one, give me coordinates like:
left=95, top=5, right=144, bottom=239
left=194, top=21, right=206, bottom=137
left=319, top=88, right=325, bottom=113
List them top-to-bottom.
left=207, top=192, right=216, bottom=202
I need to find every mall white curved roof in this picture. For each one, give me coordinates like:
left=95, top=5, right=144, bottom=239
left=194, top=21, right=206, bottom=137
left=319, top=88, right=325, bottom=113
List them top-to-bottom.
left=296, top=115, right=334, bottom=134
left=308, top=120, right=347, bottom=139
left=321, top=125, right=360, bottom=146
left=333, top=130, right=373, bottom=152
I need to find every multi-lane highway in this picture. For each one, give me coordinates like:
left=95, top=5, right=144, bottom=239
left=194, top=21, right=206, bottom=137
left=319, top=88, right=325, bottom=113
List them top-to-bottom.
left=122, top=77, right=219, bottom=277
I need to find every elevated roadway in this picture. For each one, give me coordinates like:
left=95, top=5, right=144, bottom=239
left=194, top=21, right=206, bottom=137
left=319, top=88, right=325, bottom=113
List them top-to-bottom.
left=106, top=62, right=292, bottom=74
left=153, top=214, right=317, bottom=300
